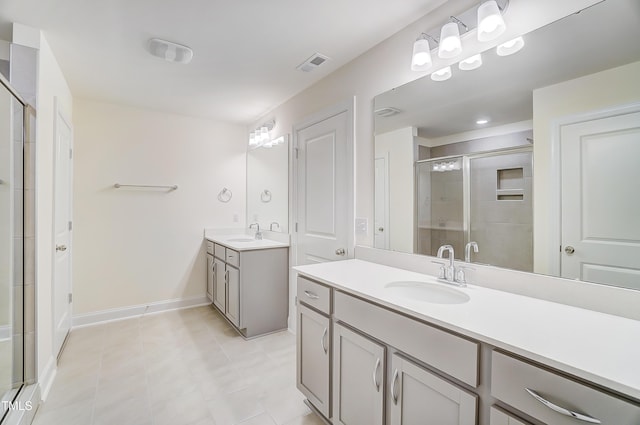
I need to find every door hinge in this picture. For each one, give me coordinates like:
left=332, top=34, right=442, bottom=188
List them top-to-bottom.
left=294, top=147, right=299, bottom=159
left=69, top=149, right=73, bottom=159
left=69, top=221, right=73, bottom=231
left=295, top=222, right=298, bottom=232
left=68, top=293, right=72, bottom=303
left=295, top=296, right=298, bottom=305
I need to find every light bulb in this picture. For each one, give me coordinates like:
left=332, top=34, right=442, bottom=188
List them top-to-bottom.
left=478, top=1, right=506, bottom=42
left=438, top=22, right=462, bottom=59
left=497, top=36, right=524, bottom=56
left=411, top=37, right=432, bottom=71
left=459, top=54, right=483, bottom=71
left=431, top=66, right=452, bottom=82
left=249, top=132, right=257, bottom=147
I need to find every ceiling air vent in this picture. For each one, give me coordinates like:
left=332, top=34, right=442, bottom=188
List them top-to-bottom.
left=296, top=53, right=330, bottom=72
left=374, top=107, right=401, bottom=117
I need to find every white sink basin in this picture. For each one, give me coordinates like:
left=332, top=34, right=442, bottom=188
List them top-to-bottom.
left=227, top=238, right=256, bottom=242
left=384, top=281, right=470, bottom=305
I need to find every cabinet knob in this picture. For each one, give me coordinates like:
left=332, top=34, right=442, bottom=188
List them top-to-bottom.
left=378, top=227, right=384, bottom=232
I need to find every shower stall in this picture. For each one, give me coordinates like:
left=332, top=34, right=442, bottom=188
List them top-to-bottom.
left=1, top=73, right=36, bottom=424
left=416, top=146, right=533, bottom=272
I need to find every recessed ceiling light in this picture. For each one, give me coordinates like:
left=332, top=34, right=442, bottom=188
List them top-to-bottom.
left=476, top=119, right=489, bottom=125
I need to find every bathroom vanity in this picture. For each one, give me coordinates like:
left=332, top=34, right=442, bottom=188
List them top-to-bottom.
left=205, top=231, right=289, bottom=338
left=294, top=258, right=640, bottom=425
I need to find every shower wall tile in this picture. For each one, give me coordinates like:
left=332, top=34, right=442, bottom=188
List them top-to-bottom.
left=13, top=237, right=23, bottom=285
left=24, top=283, right=35, bottom=333
left=13, top=285, right=23, bottom=334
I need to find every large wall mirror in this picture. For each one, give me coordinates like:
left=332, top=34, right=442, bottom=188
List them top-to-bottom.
left=373, top=0, right=640, bottom=290
left=247, top=134, right=289, bottom=233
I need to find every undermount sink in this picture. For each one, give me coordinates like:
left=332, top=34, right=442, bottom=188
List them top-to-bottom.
left=227, top=238, right=256, bottom=242
left=384, top=280, right=470, bottom=305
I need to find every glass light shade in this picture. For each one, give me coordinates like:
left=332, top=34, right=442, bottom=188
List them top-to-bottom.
left=478, top=1, right=506, bottom=42
left=438, top=22, right=462, bottom=59
left=497, top=36, right=524, bottom=56
left=411, top=38, right=432, bottom=71
left=458, top=54, right=483, bottom=71
left=431, top=66, right=452, bottom=82
left=259, top=126, right=270, bottom=143
left=249, top=131, right=260, bottom=148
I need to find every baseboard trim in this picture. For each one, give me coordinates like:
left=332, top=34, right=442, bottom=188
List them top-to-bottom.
left=72, top=296, right=210, bottom=328
left=38, top=356, right=56, bottom=401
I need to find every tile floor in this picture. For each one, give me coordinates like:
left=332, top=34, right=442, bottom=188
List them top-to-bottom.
left=32, top=305, right=325, bottom=425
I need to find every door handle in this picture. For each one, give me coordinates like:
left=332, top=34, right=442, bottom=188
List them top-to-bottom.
left=56, top=245, right=67, bottom=252
left=564, top=246, right=575, bottom=255
left=335, top=248, right=346, bottom=256
left=372, top=358, right=381, bottom=391
left=391, top=368, right=399, bottom=405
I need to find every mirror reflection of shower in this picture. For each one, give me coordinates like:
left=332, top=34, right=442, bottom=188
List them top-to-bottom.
left=416, top=131, right=533, bottom=272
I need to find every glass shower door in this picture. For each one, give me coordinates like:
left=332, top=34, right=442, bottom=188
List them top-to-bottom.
left=0, top=80, right=25, bottom=420
left=416, top=157, right=464, bottom=257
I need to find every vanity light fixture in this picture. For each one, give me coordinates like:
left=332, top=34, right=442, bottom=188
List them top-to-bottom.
left=477, top=0, right=507, bottom=42
left=438, top=17, right=467, bottom=59
left=411, top=33, right=437, bottom=71
left=496, top=36, right=525, bottom=56
left=459, top=53, right=483, bottom=71
left=431, top=66, right=452, bottom=82
left=476, top=118, right=489, bottom=125
left=248, top=120, right=276, bottom=149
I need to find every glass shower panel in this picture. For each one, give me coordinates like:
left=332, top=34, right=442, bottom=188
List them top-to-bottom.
left=0, top=82, right=24, bottom=417
left=468, top=150, right=533, bottom=272
left=416, top=158, right=464, bottom=257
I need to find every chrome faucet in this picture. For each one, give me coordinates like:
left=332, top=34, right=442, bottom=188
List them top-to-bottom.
left=269, top=221, right=280, bottom=231
left=249, top=223, right=262, bottom=240
left=465, top=241, right=479, bottom=262
left=436, top=244, right=455, bottom=283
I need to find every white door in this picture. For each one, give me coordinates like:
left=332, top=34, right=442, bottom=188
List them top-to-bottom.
left=53, top=101, right=73, bottom=358
left=295, top=104, right=353, bottom=265
left=560, top=109, right=640, bottom=289
left=374, top=155, right=389, bottom=249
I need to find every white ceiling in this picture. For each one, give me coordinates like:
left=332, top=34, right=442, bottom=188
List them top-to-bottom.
left=0, top=0, right=445, bottom=123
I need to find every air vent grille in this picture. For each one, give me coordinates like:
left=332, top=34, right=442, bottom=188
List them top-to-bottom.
left=297, top=53, right=330, bottom=72
left=374, top=107, right=401, bottom=117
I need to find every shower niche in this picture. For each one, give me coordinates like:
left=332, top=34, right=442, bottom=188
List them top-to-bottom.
left=416, top=141, right=533, bottom=272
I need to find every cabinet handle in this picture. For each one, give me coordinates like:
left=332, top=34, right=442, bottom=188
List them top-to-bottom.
left=225, top=270, right=229, bottom=284
left=304, top=290, right=320, bottom=300
left=321, top=328, right=328, bottom=354
left=372, top=358, right=381, bottom=391
left=391, top=368, right=399, bottom=405
left=525, top=388, right=601, bottom=424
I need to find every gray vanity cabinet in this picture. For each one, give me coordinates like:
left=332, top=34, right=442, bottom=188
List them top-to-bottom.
left=210, top=241, right=288, bottom=338
left=297, top=302, right=331, bottom=418
left=332, top=323, right=385, bottom=425
left=390, top=354, right=477, bottom=425
left=489, top=407, right=531, bottom=425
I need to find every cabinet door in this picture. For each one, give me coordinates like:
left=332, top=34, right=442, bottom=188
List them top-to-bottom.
left=206, top=254, right=214, bottom=302
left=213, top=257, right=226, bottom=313
left=225, top=265, right=240, bottom=327
left=297, top=304, right=331, bottom=418
left=333, top=323, right=385, bottom=425
left=390, top=354, right=477, bottom=425
left=489, top=407, right=531, bottom=425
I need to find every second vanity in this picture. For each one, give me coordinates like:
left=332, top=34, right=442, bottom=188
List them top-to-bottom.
left=205, top=230, right=289, bottom=338
left=294, top=258, right=640, bottom=425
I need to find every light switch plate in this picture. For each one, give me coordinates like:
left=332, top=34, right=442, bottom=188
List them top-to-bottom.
left=355, top=218, right=368, bottom=235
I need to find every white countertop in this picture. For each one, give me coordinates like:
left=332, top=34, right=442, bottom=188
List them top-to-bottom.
left=205, top=230, right=289, bottom=251
left=294, top=259, right=640, bottom=401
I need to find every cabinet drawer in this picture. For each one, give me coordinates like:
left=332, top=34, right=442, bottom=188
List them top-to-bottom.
left=206, top=240, right=214, bottom=255
left=214, top=243, right=226, bottom=260
left=226, top=248, right=239, bottom=267
left=297, top=276, right=331, bottom=315
left=334, top=291, right=479, bottom=387
left=491, top=351, right=640, bottom=425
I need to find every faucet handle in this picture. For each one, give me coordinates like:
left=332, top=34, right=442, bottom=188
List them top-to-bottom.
left=431, top=260, right=447, bottom=279
left=455, top=265, right=475, bottom=286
